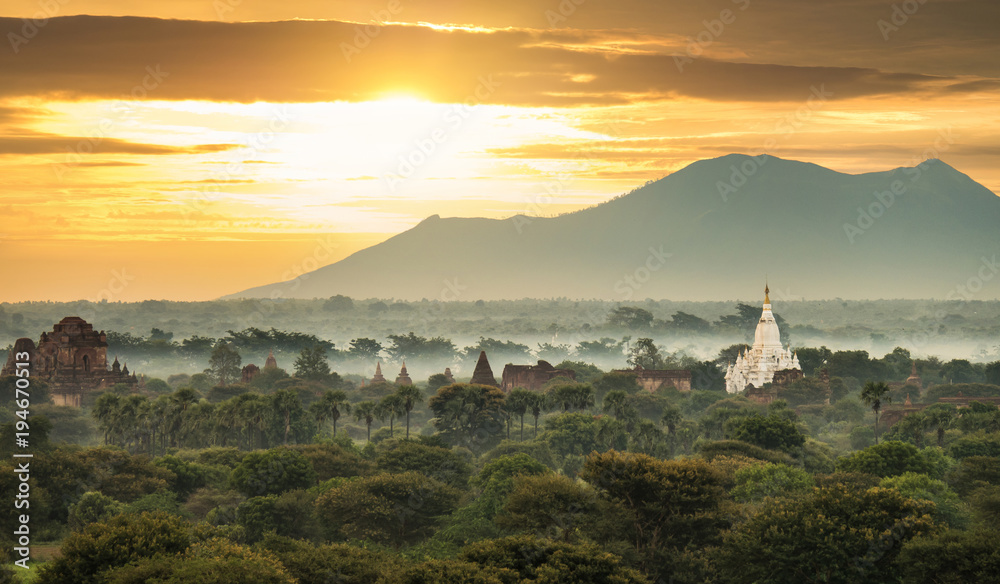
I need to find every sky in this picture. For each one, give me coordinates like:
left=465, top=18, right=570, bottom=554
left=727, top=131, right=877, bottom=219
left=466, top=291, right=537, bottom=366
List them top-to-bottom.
left=1, top=0, right=998, bottom=302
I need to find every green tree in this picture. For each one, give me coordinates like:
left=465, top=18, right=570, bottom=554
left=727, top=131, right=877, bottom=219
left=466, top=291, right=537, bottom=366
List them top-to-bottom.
left=323, top=294, right=354, bottom=311
left=607, top=306, right=654, bottom=330
left=668, top=310, right=711, bottom=331
left=387, top=332, right=457, bottom=361
left=348, top=337, right=383, bottom=360
left=463, top=337, right=532, bottom=363
left=626, top=337, right=664, bottom=369
left=574, top=338, right=623, bottom=362
left=206, top=341, right=242, bottom=386
left=293, top=345, right=332, bottom=382
left=939, top=359, right=983, bottom=384
left=985, top=361, right=1000, bottom=386
left=428, top=373, right=452, bottom=391
left=860, top=380, right=892, bottom=444
left=546, top=383, right=595, bottom=413
left=428, top=384, right=507, bottom=453
left=395, top=385, right=424, bottom=439
left=505, top=388, right=532, bottom=441
left=270, top=389, right=302, bottom=446
left=312, top=389, right=350, bottom=438
left=602, top=390, right=636, bottom=421
left=93, top=392, right=122, bottom=445
left=525, top=392, right=546, bottom=439
left=377, top=394, right=407, bottom=438
left=353, top=401, right=378, bottom=442
left=924, top=403, right=956, bottom=447
left=660, top=405, right=682, bottom=436
left=540, top=413, right=616, bottom=460
left=727, top=414, right=806, bottom=452
left=375, top=440, right=473, bottom=489
left=835, top=440, right=949, bottom=479
left=230, top=447, right=317, bottom=497
left=581, top=450, right=727, bottom=571
left=469, top=453, right=550, bottom=519
left=947, top=455, right=1000, bottom=497
left=731, top=463, right=814, bottom=503
left=315, top=471, right=461, bottom=549
left=880, top=472, right=969, bottom=528
left=496, top=473, right=598, bottom=541
left=718, top=484, right=936, bottom=584
left=67, top=491, right=125, bottom=531
left=37, top=511, right=191, bottom=584
left=898, top=528, right=1000, bottom=584
left=460, top=535, right=647, bottom=584
left=258, top=536, right=391, bottom=584
left=103, top=537, right=296, bottom=584
left=397, top=559, right=502, bottom=584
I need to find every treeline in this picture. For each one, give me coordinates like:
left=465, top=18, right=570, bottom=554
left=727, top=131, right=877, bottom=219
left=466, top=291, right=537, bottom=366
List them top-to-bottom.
left=4, top=297, right=1000, bottom=365
left=2, top=378, right=999, bottom=582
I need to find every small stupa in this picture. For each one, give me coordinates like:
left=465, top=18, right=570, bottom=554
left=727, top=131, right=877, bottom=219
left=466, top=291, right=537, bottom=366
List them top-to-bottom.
left=395, top=361, right=414, bottom=386
left=371, top=362, right=387, bottom=383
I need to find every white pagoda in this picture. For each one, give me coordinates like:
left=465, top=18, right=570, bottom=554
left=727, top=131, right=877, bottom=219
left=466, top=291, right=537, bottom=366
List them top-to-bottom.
left=725, top=285, right=800, bottom=394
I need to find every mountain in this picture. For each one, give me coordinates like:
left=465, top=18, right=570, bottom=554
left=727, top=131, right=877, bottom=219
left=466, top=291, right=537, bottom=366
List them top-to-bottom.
left=223, top=154, right=1000, bottom=301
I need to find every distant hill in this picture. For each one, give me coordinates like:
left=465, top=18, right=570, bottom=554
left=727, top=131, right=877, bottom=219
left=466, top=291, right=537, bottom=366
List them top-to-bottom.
left=223, top=154, right=1000, bottom=301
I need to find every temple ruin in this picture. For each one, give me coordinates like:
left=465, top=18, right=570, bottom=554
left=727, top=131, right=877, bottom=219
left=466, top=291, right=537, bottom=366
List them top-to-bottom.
left=1, top=316, right=138, bottom=406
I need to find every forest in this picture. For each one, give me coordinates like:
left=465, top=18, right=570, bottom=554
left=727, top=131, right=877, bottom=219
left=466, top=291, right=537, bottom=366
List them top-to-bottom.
left=1, top=298, right=1000, bottom=583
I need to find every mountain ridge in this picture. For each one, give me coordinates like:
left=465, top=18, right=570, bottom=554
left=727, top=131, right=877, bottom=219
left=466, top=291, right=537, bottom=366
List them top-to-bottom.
left=223, top=154, right=1000, bottom=301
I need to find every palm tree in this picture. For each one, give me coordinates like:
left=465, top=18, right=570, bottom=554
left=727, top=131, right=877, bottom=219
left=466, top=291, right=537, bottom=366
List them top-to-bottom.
left=860, top=381, right=892, bottom=444
left=395, top=385, right=423, bottom=439
left=171, top=387, right=199, bottom=411
left=506, top=388, right=532, bottom=441
left=271, top=390, right=301, bottom=446
left=311, top=390, right=351, bottom=438
left=602, top=390, right=634, bottom=420
left=526, top=392, right=545, bottom=439
left=92, top=393, right=121, bottom=445
left=235, top=393, right=267, bottom=450
left=375, top=393, right=406, bottom=438
left=119, top=395, right=150, bottom=453
left=150, top=395, right=171, bottom=455
left=214, top=399, right=241, bottom=447
left=309, top=401, right=329, bottom=434
left=354, top=401, right=378, bottom=442
left=180, top=402, right=215, bottom=449
left=923, top=403, right=955, bottom=447
left=661, top=405, right=682, bottom=436
left=892, top=412, right=926, bottom=447
left=630, top=419, right=663, bottom=454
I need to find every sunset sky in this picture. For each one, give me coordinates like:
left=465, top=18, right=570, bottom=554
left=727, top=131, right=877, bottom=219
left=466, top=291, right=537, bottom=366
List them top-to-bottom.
left=2, top=0, right=998, bottom=302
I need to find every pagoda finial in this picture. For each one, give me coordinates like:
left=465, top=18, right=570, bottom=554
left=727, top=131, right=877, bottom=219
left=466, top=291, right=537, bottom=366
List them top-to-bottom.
left=764, top=282, right=770, bottom=304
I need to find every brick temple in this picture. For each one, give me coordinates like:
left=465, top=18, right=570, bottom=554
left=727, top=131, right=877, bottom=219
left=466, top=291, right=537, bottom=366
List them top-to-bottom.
left=1, top=316, right=138, bottom=406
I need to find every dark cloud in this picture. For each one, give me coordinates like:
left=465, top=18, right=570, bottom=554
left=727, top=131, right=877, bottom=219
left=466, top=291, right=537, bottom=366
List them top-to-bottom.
left=5, top=0, right=996, bottom=76
left=0, top=15, right=985, bottom=107
left=0, top=130, right=239, bottom=155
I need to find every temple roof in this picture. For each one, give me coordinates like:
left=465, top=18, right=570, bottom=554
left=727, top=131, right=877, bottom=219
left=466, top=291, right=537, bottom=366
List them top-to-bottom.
left=470, top=351, right=499, bottom=386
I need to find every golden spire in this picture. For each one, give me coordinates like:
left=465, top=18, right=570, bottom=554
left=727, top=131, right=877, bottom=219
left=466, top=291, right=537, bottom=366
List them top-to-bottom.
left=764, top=283, right=770, bottom=304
